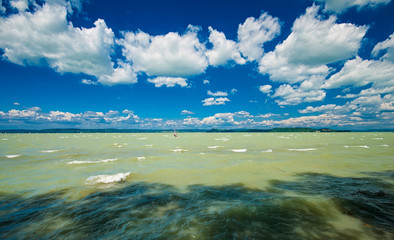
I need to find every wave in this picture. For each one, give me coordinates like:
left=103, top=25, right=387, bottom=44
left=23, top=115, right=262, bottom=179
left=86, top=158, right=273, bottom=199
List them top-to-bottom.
left=215, top=137, right=230, bottom=141
left=344, top=145, right=370, bottom=149
left=208, top=146, right=222, bottom=149
left=286, top=148, right=317, bottom=152
left=170, top=149, right=188, bottom=152
left=231, top=149, right=247, bottom=153
left=262, top=149, right=273, bottom=153
left=40, top=150, right=60, bottom=153
left=5, top=154, right=21, bottom=158
left=137, top=156, right=146, bottom=161
left=67, top=158, right=118, bottom=165
left=85, top=172, right=131, bottom=184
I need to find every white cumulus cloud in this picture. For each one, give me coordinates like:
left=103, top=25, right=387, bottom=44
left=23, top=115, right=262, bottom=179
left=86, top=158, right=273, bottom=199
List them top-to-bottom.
left=315, top=0, right=391, bottom=13
left=0, top=3, right=115, bottom=79
left=259, top=5, right=367, bottom=83
left=237, top=12, right=281, bottom=61
left=118, top=25, right=208, bottom=77
left=206, top=27, right=245, bottom=66
left=372, top=32, right=394, bottom=62
left=323, top=57, right=394, bottom=89
left=148, top=77, right=188, bottom=88
left=259, top=85, right=272, bottom=94
left=207, top=90, right=228, bottom=97
left=202, top=97, right=230, bottom=106
left=181, top=110, right=194, bottom=115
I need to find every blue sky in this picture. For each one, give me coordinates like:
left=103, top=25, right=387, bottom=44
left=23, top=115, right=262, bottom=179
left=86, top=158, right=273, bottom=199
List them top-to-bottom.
left=0, top=0, right=393, bottom=130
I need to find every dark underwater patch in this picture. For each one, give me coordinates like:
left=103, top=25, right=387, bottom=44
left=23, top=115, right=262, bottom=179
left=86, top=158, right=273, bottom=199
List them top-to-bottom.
left=0, top=173, right=393, bottom=239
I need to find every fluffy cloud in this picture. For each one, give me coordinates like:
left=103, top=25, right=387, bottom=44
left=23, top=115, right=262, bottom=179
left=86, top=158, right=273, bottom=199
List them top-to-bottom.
left=10, top=0, right=29, bottom=12
left=315, top=0, right=391, bottom=13
left=0, top=3, right=115, bottom=79
left=259, top=5, right=367, bottom=83
left=237, top=12, right=281, bottom=61
left=118, top=25, right=208, bottom=77
left=206, top=27, right=245, bottom=66
left=372, top=32, right=394, bottom=62
left=323, top=57, right=394, bottom=89
left=98, top=62, right=138, bottom=86
left=147, top=77, right=188, bottom=88
left=81, top=79, right=98, bottom=85
left=273, top=84, right=326, bottom=105
left=259, top=85, right=272, bottom=94
left=207, top=90, right=228, bottom=97
left=202, top=97, right=230, bottom=106
left=298, top=104, right=341, bottom=113
left=0, top=108, right=140, bottom=128
left=181, top=110, right=194, bottom=115
left=201, top=113, right=235, bottom=125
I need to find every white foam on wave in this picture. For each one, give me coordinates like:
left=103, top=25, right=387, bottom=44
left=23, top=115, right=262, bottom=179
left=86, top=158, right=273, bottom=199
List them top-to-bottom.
left=243, top=135, right=252, bottom=137
left=278, top=136, right=290, bottom=139
left=215, top=137, right=230, bottom=141
left=2, top=138, right=8, bottom=141
left=138, top=138, right=148, bottom=140
left=372, top=138, right=383, bottom=140
left=145, top=144, right=153, bottom=147
left=379, top=144, right=389, bottom=147
left=344, top=145, right=370, bottom=149
left=208, top=146, right=222, bottom=149
left=286, top=148, right=317, bottom=152
left=170, top=149, right=188, bottom=152
left=231, top=149, right=247, bottom=153
left=262, top=149, right=273, bottom=153
left=40, top=150, right=60, bottom=153
left=5, top=154, right=21, bottom=158
left=137, top=156, right=146, bottom=161
left=67, top=158, right=118, bottom=165
left=85, top=172, right=131, bottom=184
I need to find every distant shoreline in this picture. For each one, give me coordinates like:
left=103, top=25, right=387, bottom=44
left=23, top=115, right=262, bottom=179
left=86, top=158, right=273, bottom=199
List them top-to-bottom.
left=0, top=128, right=392, bottom=133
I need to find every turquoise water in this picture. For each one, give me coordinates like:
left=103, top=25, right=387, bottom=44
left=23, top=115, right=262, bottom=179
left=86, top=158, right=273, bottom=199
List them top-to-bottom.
left=0, top=133, right=393, bottom=239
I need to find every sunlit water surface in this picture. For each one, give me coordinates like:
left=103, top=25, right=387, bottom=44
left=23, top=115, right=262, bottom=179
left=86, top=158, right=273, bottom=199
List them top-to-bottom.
left=0, top=133, right=393, bottom=239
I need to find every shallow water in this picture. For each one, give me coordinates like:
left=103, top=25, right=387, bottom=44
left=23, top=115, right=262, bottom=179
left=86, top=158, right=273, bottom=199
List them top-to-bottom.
left=0, top=132, right=393, bottom=239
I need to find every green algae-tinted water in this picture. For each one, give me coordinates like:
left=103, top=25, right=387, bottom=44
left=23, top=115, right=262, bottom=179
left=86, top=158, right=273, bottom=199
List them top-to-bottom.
left=0, top=133, right=393, bottom=239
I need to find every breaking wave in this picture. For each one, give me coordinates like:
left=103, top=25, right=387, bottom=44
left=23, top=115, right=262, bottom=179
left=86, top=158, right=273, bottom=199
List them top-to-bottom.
left=286, top=148, right=317, bottom=152
left=67, top=158, right=118, bottom=165
left=85, top=172, right=131, bottom=184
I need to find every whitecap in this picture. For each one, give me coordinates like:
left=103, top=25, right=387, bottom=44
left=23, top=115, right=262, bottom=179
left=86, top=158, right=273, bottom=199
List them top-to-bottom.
left=243, top=135, right=251, bottom=137
left=278, top=136, right=290, bottom=139
left=214, top=137, right=230, bottom=141
left=1, top=138, right=8, bottom=141
left=138, top=138, right=148, bottom=140
left=372, top=138, right=383, bottom=140
left=145, top=144, right=153, bottom=147
left=379, top=144, right=389, bottom=147
left=344, top=145, right=370, bottom=149
left=208, top=146, right=222, bottom=149
left=286, top=148, right=317, bottom=152
left=170, top=149, right=188, bottom=152
left=231, top=149, right=247, bottom=153
left=262, top=149, right=273, bottom=153
left=39, top=150, right=60, bottom=153
left=5, top=154, right=21, bottom=158
left=137, top=156, right=146, bottom=161
left=67, top=158, right=118, bottom=164
left=85, top=172, right=131, bottom=184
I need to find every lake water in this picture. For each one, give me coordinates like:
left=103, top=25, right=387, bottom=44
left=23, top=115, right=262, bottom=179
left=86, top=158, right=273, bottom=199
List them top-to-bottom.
left=0, top=132, right=393, bottom=239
